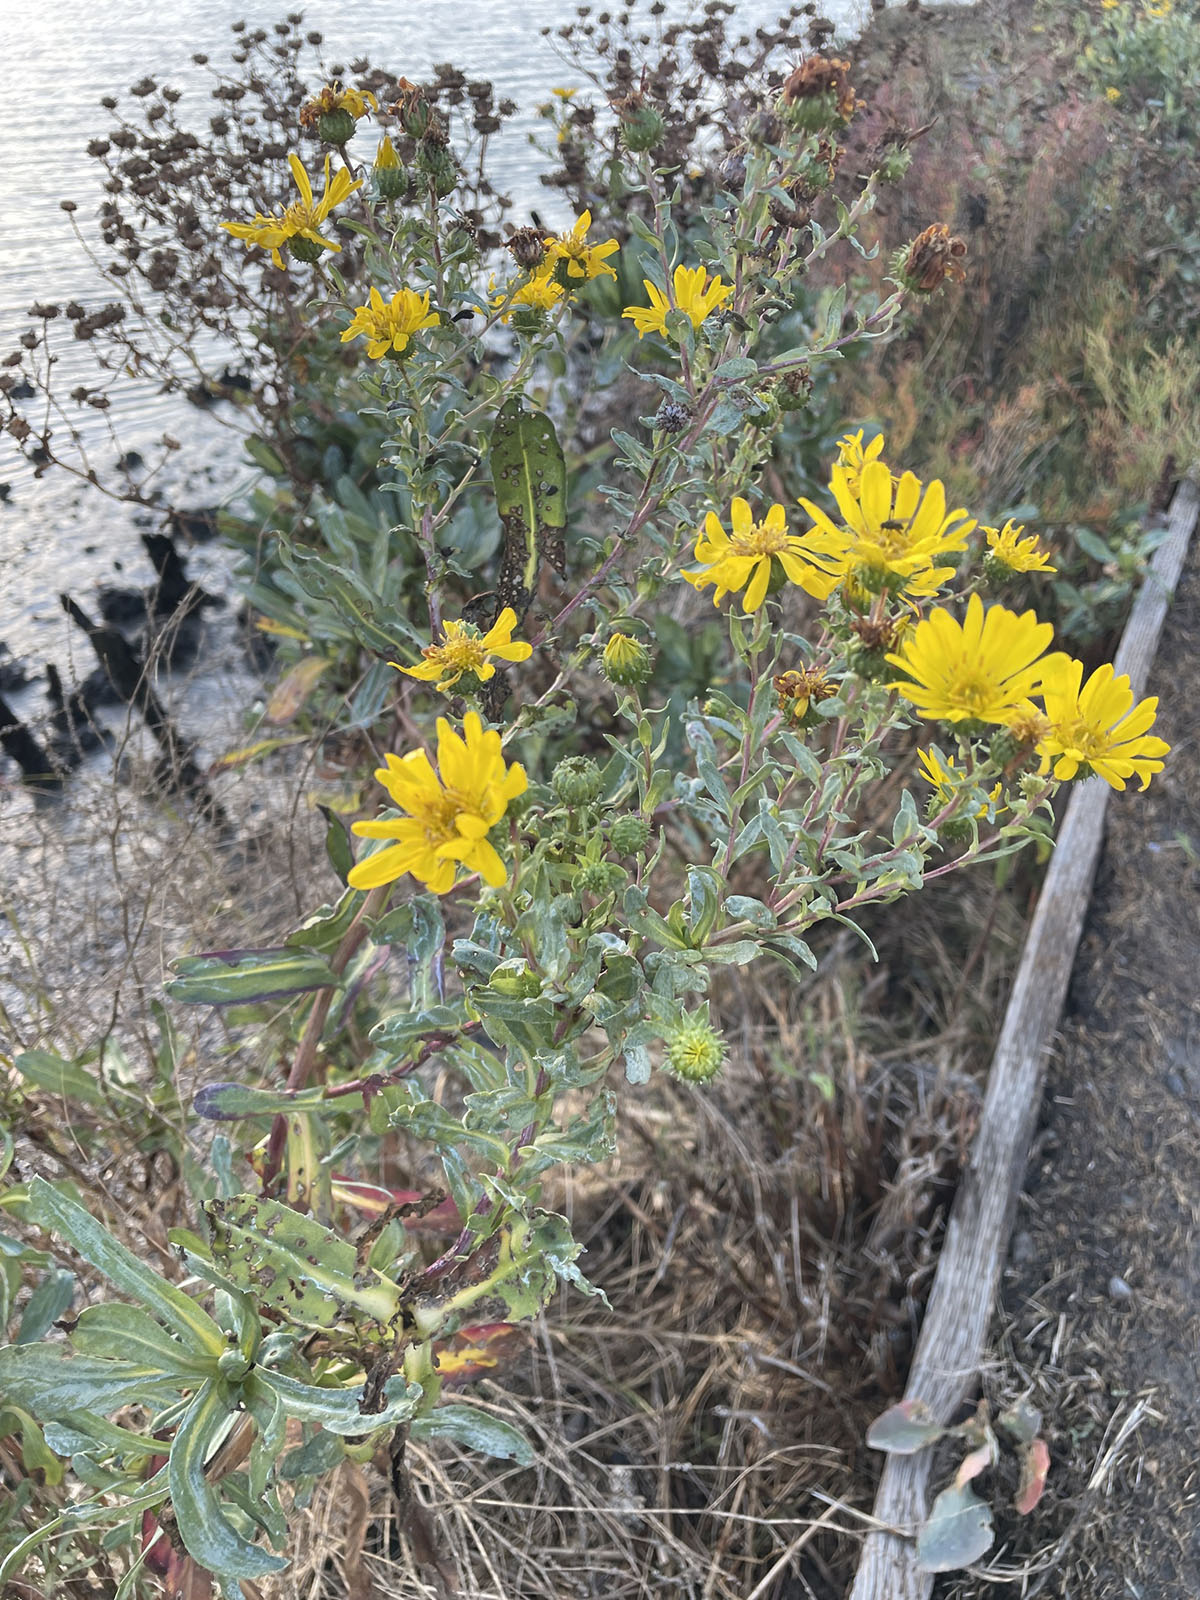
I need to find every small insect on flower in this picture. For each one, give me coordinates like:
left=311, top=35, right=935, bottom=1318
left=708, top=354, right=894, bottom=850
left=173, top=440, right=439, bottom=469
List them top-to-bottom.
left=221, top=153, right=361, bottom=268
left=542, top=210, right=620, bottom=282
left=623, top=264, right=733, bottom=340
left=341, top=285, right=440, bottom=359
left=684, top=498, right=840, bottom=612
left=396, top=608, right=533, bottom=693
left=1035, top=658, right=1170, bottom=790
left=348, top=711, right=528, bottom=894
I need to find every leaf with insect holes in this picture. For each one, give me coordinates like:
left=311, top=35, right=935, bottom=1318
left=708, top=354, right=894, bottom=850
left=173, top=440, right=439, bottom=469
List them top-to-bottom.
left=866, top=1398, right=948, bottom=1455
left=1015, top=1437, right=1051, bottom=1515
left=916, top=1481, right=995, bottom=1572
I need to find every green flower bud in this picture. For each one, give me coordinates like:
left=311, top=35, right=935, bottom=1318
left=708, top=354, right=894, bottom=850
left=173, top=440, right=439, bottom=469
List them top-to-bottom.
left=621, top=104, right=666, bottom=153
left=315, top=108, right=357, bottom=145
left=417, top=141, right=458, bottom=198
left=878, top=146, right=913, bottom=185
left=375, top=164, right=410, bottom=202
left=287, top=235, right=325, bottom=265
left=601, top=632, right=653, bottom=688
left=553, top=756, right=603, bottom=807
left=607, top=814, right=651, bottom=855
left=939, top=814, right=975, bottom=845
left=575, top=860, right=625, bottom=896
left=664, top=1011, right=727, bottom=1084
left=217, top=1349, right=252, bottom=1380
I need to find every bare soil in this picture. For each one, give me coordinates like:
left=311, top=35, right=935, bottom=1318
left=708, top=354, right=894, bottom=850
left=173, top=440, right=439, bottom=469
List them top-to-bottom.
left=946, top=532, right=1200, bottom=1599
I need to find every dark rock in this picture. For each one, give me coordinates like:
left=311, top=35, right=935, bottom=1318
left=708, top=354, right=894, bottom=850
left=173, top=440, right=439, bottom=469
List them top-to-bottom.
left=9, top=380, right=35, bottom=401
left=115, top=449, right=145, bottom=472
left=97, top=583, right=147, bottom=626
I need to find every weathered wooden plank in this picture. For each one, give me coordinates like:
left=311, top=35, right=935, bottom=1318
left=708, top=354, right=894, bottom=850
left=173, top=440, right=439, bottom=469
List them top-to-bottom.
left=849, top=480, right=1200, bottom=1600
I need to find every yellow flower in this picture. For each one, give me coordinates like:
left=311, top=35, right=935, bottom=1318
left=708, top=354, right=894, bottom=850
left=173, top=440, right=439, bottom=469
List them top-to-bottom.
left=1144, top=0, right=1170, bottom=16
left=1102, top=1, right=1120, bottom=9
left=299, top=83, right=378, bottom=128
left=1106, top=86, right=1122, bottom=102
left=551, top=87, right=579, bottom=100
left=221, top=153, right=361, bottom=268
left=542, top=210, right=620, bottom=281
left=623, top=264, right=733, bottom=339
left=490, top=268, right=565, bottom=322
left=341, top=286, right=439, bottom=360
left=835, top=428, right=887, bottom=496
left=800, top=458, right=974, bottom=600
left=683, top=498, right=840, bottom=612
left=985, top=519, right=1057, bottom=575
left=887, top=593, right=1061, bottom=724
left=396, top=608, right=533, bottom=692
left=1036, top=658, right=1169, bottom=790
left=348, top=712, right=527, bottom=894
left=916, top=747, right=1002, bottom=816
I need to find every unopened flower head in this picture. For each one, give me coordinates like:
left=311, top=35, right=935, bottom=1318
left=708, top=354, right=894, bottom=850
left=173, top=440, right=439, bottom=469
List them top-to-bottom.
left=372, top=135, right=408, bottom=200
left=221, top=153, right=361, bottom=268
left=542, top=210, right=619, bottom=283
left=623, top=264, right=733, bottom=340
left=800, top=458, right=974, bottom=601
left=684, top=498, right=840, bottom=613
left=983, top=520, right=1056, bottom=578
left=887, top=594, right=1062, bottom=726
left=396, top=607, right=532, bottom=693
left=601, top=631, right=654, bottom=687
left=1036, top=658, right=1169, bottom=790
left=348, top=711, right=527, bottom=894
left=664, top=1010, right=727, bottom=1084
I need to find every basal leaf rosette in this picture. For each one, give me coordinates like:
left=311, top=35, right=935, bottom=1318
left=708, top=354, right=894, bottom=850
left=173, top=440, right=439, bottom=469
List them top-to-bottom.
left=683, top=497, right=839, bottom=612
left=886, top=594, right=1062, bottom=726
left=1036, top=658, right=1169, bottom=791
left=348, top=712, right=527, bottom=893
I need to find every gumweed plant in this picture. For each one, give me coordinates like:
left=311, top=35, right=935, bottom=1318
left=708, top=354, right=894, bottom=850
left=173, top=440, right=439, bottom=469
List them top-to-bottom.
left=0, top=39, right=1170, bottom=1597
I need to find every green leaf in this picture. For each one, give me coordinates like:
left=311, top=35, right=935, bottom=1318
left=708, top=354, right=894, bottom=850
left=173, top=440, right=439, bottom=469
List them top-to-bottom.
left=491, top=397, right=567, bottom=615
left=278, top=544, right=422, bottom=658
left=166, top=946, right=337, bottom=1006
left=12, top=1051, right=109, bottom=1107
left=192, top=1082, right=329, bottom=1122
left=27, top=1178, right=225, bottom=1356
left=205, top=1195, right=402, bottom=1331
left=15, top=1268, right=74, bottom=1344
left=71, top=1303, right=212, bottom=1374
left=0, top=1347, right=186, bottom=1416
left=250, top=1369, right=421, bottom=1435
left=169, top=1380, right=288, bottom=1580
left=866, top=1399, right=947, bottom=1455
left=411, top=1403, right=533, bottom=1464
left=0, top=1405, right=64, bottom=1484
left=915, top=1480, right=994, bottom=1573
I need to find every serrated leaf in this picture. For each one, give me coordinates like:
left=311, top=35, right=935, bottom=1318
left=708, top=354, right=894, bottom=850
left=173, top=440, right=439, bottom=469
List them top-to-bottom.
left=167, top=946, right=337, bottom=1005
left=27, top=1178, right=225, bottom=1356
left=169, top=1380, right=287, bottom=1580
left=411, top=1403, right=533, bottom=1464
left=915, top=1481, right=994, bottom=1573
